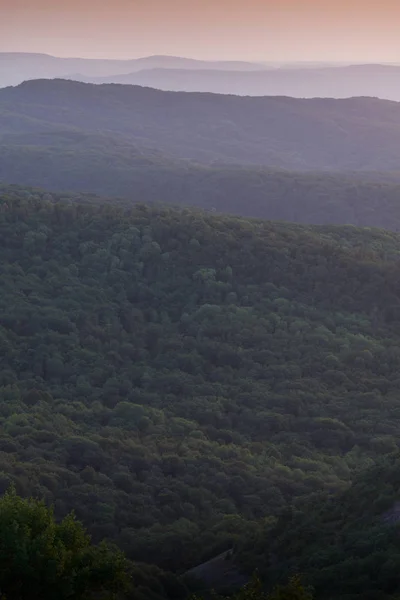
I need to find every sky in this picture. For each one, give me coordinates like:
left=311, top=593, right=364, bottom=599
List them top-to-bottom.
left=1, top=0, right=400, bottom=62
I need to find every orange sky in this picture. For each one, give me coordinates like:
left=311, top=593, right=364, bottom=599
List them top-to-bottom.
left=1, top=0, right=400, bottom=62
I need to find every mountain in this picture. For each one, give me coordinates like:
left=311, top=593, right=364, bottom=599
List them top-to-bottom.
left=0, top=52, right=268, bottom=88
left=4, top=52, right=392, bottom=97
left=76, top=64, right=400, bottom=101
left=2, top=79, right=400, bottom=172
left=5, top=80, right=400, bottom=231
left=4, top=131, right=400, bottom=230
left=4, top=184, right=400, bottom=578
left=237, top=453, right=400, bottom=599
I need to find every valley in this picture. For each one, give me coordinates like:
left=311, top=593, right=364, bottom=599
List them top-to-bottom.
left=2, top=25, right=400, bottom=596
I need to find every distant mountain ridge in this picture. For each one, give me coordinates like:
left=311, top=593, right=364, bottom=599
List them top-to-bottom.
left=0, top=52, right=270, bottom=88
left=3, top=52, right=400, bottom=100
left=72, top=64, right=400, bottom=100
left=2, top=78, right=400, bottom=171
left=3, top=78, right=400, bottom=231
left=3, top=80, right=400, bottom=229
left=4, top=128, right=400, bottom=231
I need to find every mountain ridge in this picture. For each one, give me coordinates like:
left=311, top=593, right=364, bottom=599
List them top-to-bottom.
left=0, top=52, right=270, bottom=88
left=71, top=64, right=400, bottom=100
left=2, top=79, right=400, bottom=172
left=4, top=131, right=400, bottom=230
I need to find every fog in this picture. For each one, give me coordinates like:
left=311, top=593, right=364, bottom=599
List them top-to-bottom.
left=2, top=53, right=400, bottom=102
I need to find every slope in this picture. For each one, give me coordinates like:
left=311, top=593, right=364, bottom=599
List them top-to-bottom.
left=2, top=79, right=400, bottom=170
left=3, top=131, right=400, bottom=230
left=3, top=185, right=400, bottom=575
left=237, top=453, right=400, bottom=600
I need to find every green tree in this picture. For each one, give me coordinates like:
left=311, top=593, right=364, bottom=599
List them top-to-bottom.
left=0, top=487, right=129, bottom=600
left=192, top=574, right=313, bottom=600
left=267, top=576, right=314, bottom=600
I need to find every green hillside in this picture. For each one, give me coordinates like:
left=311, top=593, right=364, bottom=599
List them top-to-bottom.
left=2, top=185, right=400, bottom=579
left=237, top=453, right=400, bottom=600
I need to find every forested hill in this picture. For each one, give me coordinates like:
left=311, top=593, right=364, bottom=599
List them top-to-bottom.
left=2, top=79, right=400, bottom=170
left=5, top=79, right=400, bottom=233
left=4, top=136, right=400, bottom=229
left=3, top=185, right=400, bottom=579
left=238, top=453, right=400, bottom=599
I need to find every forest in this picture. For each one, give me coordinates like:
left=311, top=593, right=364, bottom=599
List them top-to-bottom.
left=3, top=79, right=400, bottom=170
left=4, top=80, right=400, bottom=235
left=3, top=133, right=400, bottom=230
left=2, top=185, right=400, bottom=597
left=238, top=453, right=400, bottom=600
left=0, top=486, right=314, bottom=600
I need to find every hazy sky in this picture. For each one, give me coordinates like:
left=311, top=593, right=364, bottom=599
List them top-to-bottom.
left=1, top=0, right=400, bottom=62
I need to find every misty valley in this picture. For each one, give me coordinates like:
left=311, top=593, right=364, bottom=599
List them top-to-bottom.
left=2, top=49, right=400, bottom=600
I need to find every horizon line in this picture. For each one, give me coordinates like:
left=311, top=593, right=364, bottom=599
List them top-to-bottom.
left=2, top=51, right=400, bottom=66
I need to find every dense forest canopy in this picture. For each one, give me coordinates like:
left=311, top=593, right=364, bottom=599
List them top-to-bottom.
left=2, top=48, right=400, bottom=600
left=2, top=186, right=400, bottom=593
left=237, top=453, right=400, bottom=600
left=0, top=486, right=192, bottom=600
left=0, top=488, right=128, bottom=600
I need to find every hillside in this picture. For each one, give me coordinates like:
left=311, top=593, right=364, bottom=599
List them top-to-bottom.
left=78, top=64, right=400, bottom=101
left=3, top=79, right=400, bottom=170
left=4, top=134, right=400, bottom=229
left=4, top=185, right=400, bottom=577
left=237, top=453, right=400, bottom=599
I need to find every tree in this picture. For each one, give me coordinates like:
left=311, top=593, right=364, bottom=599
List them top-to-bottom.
left=0, top=488, right=129, bottom=600
left=191, top=574, right=313, bottom=600
left=267, top=576, right=314, bottom=600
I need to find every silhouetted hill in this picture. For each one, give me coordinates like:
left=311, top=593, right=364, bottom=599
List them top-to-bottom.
left=0, top=52, right=268, bottom=88
left=5, top=52, right=397, bottom=99
left=77, top=64, right=400, bottom=100
left=2, top=79, right=400, bottom=171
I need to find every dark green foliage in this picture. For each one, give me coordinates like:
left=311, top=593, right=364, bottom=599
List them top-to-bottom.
left=3, top=185, right=400, bottom=577
left=237, top=454, right=400, bottom=599
left=0, top=487, right=128, bottom=600
left=129, top=563, right=189, bottom=600
left=192, top=573, right=313, bottom=600
left=267, top=577, right=314, bottom=600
